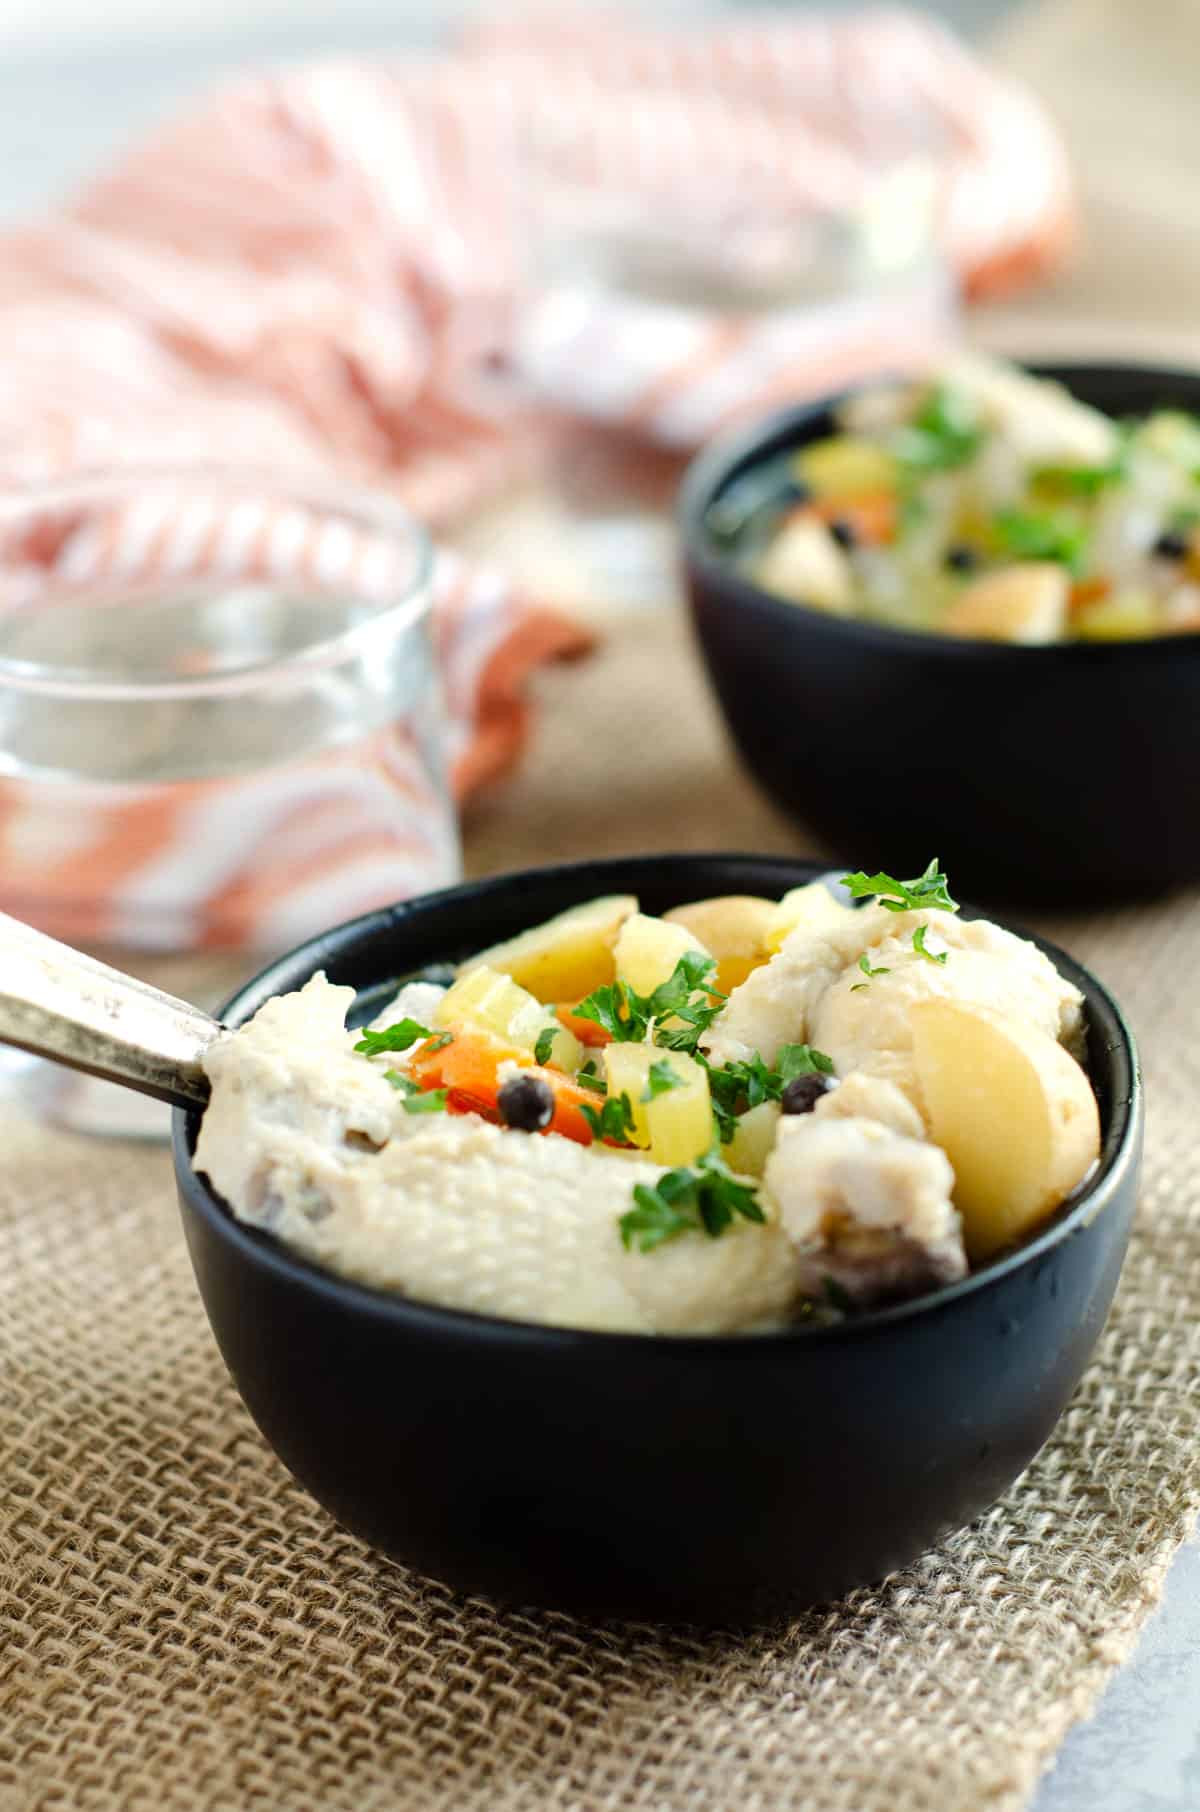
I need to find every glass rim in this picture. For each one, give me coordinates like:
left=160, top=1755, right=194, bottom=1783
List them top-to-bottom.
left=0, top=465, right=435, bottom=702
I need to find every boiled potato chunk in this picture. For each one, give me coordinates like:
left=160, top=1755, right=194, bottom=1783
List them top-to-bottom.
left=793, top=434, right=898, bottom=498
left=754, top=514, right=854, bottom=614
left=942, top=562, right=1069, bottom=644
left=1073, top=589, right=1160, bottom=642
left=763, top=881, right=854, bottom=955
left=458, top=894, right=637, bottom=1002
left=663, top=895, right=777, bottom=992
left=614, top=913, right=711, bottom=998
left=436, top=966, right=583, bottom=1072
left=910, top=998, right=1100, bottom=1263
left=602, top=1044, right=712, bottom=1168
left=726, top=1100, right=781, bottom=1178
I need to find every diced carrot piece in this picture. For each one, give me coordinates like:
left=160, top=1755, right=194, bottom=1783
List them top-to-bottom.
left=812, top=491, right=897, bottom=546
left=1069, top=576, right=1112, bottom=614
left=555, top=1003, right=612, bottom=1047
left=407, top=1031, right=600, bottom=1145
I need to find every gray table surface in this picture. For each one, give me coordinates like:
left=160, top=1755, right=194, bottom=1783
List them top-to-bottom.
left=1, top=7, right=1197, bottom=1808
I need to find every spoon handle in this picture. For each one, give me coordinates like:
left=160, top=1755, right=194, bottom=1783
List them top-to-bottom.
left=0, top=912, right=220, bottom=1108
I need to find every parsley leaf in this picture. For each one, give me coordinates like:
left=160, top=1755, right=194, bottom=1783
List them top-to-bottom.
left=892, top=385, right=983, bottom=473
left=1034, top=460, right=1124, bottom=498
left=897, top=484, right=930, bottom=539
left=993, top=507, right=1088, bottom=576
left=841, top=859, right=959, bottom=915
left=912, top=923, right=948, bottom=965
left=574, top=951, right=724, bottom=1057
left=857, top=952, right=891, bottom=980
left=571, top=982, right=631, bottom=1042
left=355, top=1017, right=440, bottom=1056
left=533, top=1026, right=557, bottom=1067
left=705, top=1043, right=834, bottom=1141
left=777, top=1044, right=835, bottom=1080
left=642, top=1059, right=684, bottom=1102
left=576, top=1063, right=607, bottom=1095
left=385, top=1068, right=449, bottom=1111
left=402, top=1088, right=448, bottom=1115
left=579, top=1092, right=636, bottom=1144
left=619, top=1149, right=766, bottom=1253
left=620, top=1183, right=697, bottom=1252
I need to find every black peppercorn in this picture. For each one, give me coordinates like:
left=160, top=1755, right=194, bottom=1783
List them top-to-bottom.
left=1153, top=528, right=1190, bottom=561
left=497, top=1072, right=556, bottom=1132
left=781, top=1074, right=831, bottom=1116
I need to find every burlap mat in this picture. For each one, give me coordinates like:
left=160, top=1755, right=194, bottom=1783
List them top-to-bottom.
left=2, top=602, right=1198, bottom=1812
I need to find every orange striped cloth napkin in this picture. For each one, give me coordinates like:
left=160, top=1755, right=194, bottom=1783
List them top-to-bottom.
left=0, top=5, right=1072, bottom=951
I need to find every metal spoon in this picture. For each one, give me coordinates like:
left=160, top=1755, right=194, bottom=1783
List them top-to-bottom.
left=0, top=910, right=219, bottom=1108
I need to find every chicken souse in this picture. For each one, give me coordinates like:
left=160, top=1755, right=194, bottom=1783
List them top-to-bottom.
left=196, top=865, right=1101, bottom=1335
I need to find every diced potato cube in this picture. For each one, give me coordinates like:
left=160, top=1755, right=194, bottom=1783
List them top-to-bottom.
left=1136, top=410, right=1200, bottom=473
left=793, top=434, right=899, bottom=499
left=754, top=514, right=854, bottom=614
left=941, top=562, right=1069, bottom=644
left=1073, top=589, right=1161, bottom=641
left=763, top=881, right=854, bottom=955
left=458, top=894, right=637, bottom=1003
left=663, top=895, right=777, bottom=992
left=613, top=913, right=711, bottom=999
left=436, top=966, right=583, bottom=1071
left=910, top=998, right=1100, bottom=1263
left=603, top=1044, right=713, bottom=1168
left=726, top=1100, right=781, bottom=1178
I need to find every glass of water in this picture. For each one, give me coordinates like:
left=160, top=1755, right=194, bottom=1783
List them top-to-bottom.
left=0, top=468, right=460, bottom=1133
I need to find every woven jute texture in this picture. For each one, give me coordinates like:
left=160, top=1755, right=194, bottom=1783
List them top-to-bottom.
left=2, top=603, right=1199, bottom=1812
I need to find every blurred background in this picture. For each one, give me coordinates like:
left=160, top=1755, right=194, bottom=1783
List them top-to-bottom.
left=6, top=0, right=1012, bottom=217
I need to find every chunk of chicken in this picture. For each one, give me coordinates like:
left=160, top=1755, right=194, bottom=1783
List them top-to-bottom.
left=937, top=353, right=1118, bottom=468
left=755, top=514, right=854, bottom=613
left=942, top=563, right=1069, bottom=644
left=704, top=905, right=1084, bottom=1115
left=813, top=1071, right=925, bottom=1139
left=765, top=1114, right=966, bottom=1308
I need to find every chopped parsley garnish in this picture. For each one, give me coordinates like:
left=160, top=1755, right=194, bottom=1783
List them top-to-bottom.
left=892, top=385, right=983, bottom=474
left=1034, top=460, right=1124, bottom=498
left=897, top=484, right=930, bottom=539
left=992, top=507, right=1088, bottom=576
left=841, top=859, right=959, bottom=915
left=912, top=923, right=948, bottom=965
left=574, top=951, right=725, bottom=1056
left=851, top=951, right=891, bottom=993
left=355, top=1017, right=444, bottom=1056
left=533, top=1026, right=557, bottom=1067
left=705, top=1043, right=834, bottom=1142
left=778, top=1043, right=835, bottom=1080
left=642, top=1059, right=684, bottom=1101
left=576, top=1063, right=607, bottom=1095
left=385, top=1069, right=448, bottom=1112
left=402, top=1088, right=448, bottom=1115
left=579, top=1092, right=636, bottom=1144
left=619, top=1149, right=765, bottom=1252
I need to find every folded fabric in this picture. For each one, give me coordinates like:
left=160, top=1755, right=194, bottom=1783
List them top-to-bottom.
left=0, top=4, right=1072, bottom=949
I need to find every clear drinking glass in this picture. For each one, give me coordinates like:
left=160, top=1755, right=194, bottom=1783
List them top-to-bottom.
left=0, top=469, right=460, bottom=1134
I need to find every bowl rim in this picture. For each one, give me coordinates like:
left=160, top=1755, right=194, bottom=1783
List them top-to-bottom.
left=678, top=358, right=1200, bottom=660
left=174, top=852, right=1143, bottom=1352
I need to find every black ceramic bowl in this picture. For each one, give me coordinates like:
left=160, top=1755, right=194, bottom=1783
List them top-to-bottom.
left=680, top=363, right=1200, bottom=907
left=173, top=854, right=1142, bottom=1625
